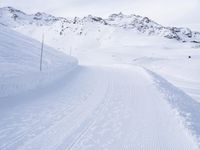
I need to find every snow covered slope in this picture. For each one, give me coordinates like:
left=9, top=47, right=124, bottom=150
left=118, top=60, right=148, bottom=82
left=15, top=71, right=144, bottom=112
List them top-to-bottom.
left=0, top=6, right=200, bottom=55
left=1, top=6, right=200, bottom=150
left=0, top=25, right=77, bottom=97
left=0, top=65, right=199, bottom=150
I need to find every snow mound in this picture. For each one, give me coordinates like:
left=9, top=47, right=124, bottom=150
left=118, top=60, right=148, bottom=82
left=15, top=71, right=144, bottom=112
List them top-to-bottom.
left=0, top=25, right=78, bottom=98
left=147, top=69, right=200, bottom=143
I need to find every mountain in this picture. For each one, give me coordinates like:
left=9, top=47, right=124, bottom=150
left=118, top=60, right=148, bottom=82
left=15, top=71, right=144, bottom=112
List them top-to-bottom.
left=0, top=6, right=200, bottom=53
left=1, top=7, right=200, bottom=150
left=106, top=13, right=200, bottom=43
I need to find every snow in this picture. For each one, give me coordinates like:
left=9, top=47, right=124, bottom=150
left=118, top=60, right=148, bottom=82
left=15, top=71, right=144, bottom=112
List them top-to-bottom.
left=1, top=6, right=200, bottom=47
left=1, top=7, right=200, bottom=150
left=0, top=25, right=77, bottom=97
left=0, top=65, right=199, bottom=150
left=147, top=69, right=200, bottom=143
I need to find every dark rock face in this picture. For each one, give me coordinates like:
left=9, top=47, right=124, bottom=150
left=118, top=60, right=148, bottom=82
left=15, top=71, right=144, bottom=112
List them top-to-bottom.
left=12, top=14, right=18, bottom=20
left=142, top=17, right=150, bottom=23
left=171, top=27, right=192, bottom=38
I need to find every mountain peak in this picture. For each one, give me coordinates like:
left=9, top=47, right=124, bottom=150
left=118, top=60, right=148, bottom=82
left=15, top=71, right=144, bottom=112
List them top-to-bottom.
left=0, top=6, right=200, bottom=44
left=1, top=6, right=26, bottom=15
left=33, top=12, right=58, bottom=22
left=109, top=12, right=125, bottom=18
left=81, top=15, right=107, bottom=25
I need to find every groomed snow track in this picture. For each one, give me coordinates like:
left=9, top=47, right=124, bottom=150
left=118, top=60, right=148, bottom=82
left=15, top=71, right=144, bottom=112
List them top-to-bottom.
left=0, top=65, right=199, bottom=150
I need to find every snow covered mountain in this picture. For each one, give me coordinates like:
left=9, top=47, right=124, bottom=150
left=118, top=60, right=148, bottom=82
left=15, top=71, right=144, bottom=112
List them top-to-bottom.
left=0, top=6, right=200, bottom=51
left=1, top=6, right=200, bottom=150
left=106, top=13, right=200, bottom=43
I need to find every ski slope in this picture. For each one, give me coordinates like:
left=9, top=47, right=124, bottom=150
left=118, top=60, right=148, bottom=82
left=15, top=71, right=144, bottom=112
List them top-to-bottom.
left=1, top=14, right=200, bottom=149
left=0, top=65, right=199, bottom=150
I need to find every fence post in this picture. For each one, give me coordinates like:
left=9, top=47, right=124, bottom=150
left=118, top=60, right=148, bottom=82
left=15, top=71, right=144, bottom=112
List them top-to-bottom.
left=40, top=33, right=44, bottom=71
left=70, top=46, right=72, bottom=56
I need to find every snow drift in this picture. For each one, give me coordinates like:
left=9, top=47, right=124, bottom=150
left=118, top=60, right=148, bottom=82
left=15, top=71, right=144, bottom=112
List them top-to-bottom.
left=0, top=25, right=78, bottom=98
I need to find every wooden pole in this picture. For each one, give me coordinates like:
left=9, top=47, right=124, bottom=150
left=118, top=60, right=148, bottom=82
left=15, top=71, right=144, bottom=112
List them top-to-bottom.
left=40, top=33, right=44, bottom=71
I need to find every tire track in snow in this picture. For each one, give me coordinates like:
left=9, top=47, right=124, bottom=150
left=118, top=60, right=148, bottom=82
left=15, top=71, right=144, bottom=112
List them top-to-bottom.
left=0, top=65, right=199, bottom=150
left=0, top=66, right=104, bottom=150
left=3, top=66, right=113, bottom=150
left=62, top=66, right=199, bottom=150
left=67, top=66, right=135, bottom=150
left=65, top=82, right=114, bottom=150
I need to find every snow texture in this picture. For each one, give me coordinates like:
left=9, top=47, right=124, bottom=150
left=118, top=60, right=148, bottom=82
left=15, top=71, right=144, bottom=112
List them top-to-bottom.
left=0, top=6, right=200, bottom=150
left=0, top=25, right=77, bottom=97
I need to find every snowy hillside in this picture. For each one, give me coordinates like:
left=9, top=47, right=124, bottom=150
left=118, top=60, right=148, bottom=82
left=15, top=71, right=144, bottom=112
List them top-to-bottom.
left=0, top=6, right=200, bottom=55
left=1, top=6, right=200, bottom=150
left=0, top=25, right=77, bottom=97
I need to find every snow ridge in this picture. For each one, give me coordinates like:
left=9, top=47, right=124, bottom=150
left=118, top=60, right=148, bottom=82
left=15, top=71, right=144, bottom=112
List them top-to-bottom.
left=0, top=7, right=200, bottom=44
left=0, top=25, right=78, bottom=97
left=147, top=69, right=200, bottom=144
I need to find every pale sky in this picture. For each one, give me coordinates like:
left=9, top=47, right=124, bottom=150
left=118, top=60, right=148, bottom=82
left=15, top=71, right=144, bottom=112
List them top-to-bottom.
left=1, top=0, right=200, bottom=30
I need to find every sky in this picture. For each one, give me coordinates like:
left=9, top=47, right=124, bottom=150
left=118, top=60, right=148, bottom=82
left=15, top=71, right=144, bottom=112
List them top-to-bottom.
left=0, top=0, right=200, bottom=30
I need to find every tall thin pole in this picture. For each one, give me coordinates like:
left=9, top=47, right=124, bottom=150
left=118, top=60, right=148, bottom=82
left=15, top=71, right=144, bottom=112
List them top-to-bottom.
left=40, top=33, right=44, bottom=71
left=70, top=46, right=72, bottom=56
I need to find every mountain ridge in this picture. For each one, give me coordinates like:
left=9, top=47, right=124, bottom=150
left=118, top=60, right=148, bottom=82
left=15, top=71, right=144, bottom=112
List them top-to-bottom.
left=1, top=6, right=200, bottom=45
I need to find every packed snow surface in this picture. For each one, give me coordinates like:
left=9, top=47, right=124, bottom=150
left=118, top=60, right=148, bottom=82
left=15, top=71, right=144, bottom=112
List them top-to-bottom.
left=1, top=7, right=200, bottom=150
left=0, top=25, right=77, bottom=97
left=0, top=65, right=199, bottom=150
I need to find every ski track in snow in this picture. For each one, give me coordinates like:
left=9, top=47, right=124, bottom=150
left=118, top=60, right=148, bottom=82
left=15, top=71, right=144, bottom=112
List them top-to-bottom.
left=0, top=65, right=199, bottom=150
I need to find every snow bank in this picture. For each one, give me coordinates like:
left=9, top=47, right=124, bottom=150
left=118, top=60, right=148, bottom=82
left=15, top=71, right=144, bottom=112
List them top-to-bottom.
left=0, top=25, right=78, bottom=98
left=147, top=69, right=200, bottom=143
